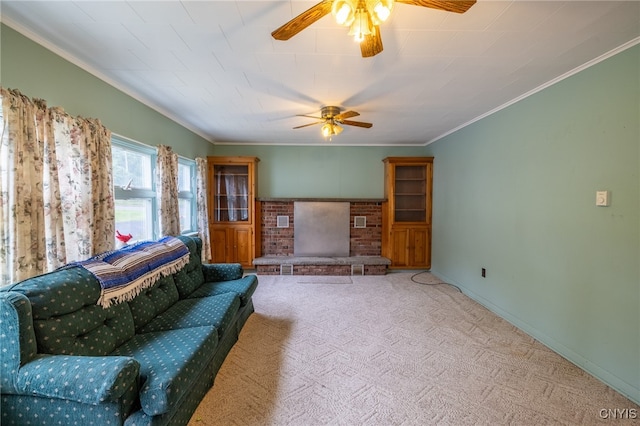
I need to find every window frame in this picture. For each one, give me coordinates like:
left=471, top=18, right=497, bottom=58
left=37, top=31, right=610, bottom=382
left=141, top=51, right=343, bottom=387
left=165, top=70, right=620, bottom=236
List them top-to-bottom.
left=111, top=135, right=198, bottom=241
left=112, top=136, right=159, bottom=241
left=177, top=158, right=197, bottom=234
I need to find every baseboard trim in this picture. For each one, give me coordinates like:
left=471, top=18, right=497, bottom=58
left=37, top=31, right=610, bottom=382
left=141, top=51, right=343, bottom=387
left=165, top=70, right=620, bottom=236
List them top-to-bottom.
left=429, top=269, right=640, bottom=406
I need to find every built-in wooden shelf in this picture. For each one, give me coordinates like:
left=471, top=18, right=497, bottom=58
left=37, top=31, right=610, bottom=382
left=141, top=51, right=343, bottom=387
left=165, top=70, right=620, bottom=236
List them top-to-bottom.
left=382, top=157, right=433, bottom=269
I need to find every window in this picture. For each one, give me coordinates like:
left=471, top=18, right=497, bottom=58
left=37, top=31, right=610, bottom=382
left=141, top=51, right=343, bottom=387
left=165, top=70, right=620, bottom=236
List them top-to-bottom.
left=111, top=137, right=197, bottom=241
left=112, top=139, right=157, bottom=241
left=178, top=159, right=197, bottom=233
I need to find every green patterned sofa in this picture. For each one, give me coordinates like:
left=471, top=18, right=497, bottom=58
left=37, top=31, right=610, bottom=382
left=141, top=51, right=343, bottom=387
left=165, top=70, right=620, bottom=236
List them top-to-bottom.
left=0, top=235, right=258, bottom=426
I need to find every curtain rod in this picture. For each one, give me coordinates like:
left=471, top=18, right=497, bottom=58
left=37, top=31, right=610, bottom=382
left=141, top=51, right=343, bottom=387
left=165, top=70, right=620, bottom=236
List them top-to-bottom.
left=111, top=132, right=195, bottom=161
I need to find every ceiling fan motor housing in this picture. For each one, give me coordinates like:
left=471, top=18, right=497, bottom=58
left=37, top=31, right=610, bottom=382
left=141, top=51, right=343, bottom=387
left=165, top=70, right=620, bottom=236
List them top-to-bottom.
left=321, top=105, right=342, bottom=118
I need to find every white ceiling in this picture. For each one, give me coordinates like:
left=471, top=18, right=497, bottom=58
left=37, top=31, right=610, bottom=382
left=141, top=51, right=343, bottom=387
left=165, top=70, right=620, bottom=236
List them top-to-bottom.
left=2, top=1, right=639, bottom=146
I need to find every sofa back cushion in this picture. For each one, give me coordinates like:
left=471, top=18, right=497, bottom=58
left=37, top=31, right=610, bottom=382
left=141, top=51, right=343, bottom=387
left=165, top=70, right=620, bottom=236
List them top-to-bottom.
left=174, top=236, right=205, bottom=297
left=7, top=267, right=136, bottom=356
left=173, top=269, right=200, bottom=298
left=127, top=275, right=179, bottom=331
left=35, top=302, right=135, bottom=355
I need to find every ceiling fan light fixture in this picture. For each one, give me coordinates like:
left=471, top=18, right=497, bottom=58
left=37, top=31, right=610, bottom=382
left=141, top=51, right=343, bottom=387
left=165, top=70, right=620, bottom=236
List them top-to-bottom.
left=332, top=0, right=357, bottom=26
left=367, top=0, right=393, bottom=24
left=348, top=8, right=372, bottom=42
left=293, top=106, right=371, bottom=137
left=321, top=121, right=343, bottom=138
left=321, top=123, right=331, bottom=137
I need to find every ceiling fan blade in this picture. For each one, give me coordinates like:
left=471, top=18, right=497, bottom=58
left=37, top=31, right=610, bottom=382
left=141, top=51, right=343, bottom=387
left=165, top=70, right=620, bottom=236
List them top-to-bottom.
left=271, top=0, right=334, bottom=40
left=396, top=0, right=476, bottom=14
left=360, top=26, right=384, bottom=58
left=335, top=110, right=360, bottom=120
left=296, top=114, right=323, bottom=120
left=341, top=120, right=373, bottom=128
left=293, top=121, right=325, bottom=129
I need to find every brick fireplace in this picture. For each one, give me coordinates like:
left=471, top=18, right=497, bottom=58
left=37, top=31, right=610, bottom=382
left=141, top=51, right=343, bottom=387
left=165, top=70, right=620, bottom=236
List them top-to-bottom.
left=254, top=198, right=387, bottom=275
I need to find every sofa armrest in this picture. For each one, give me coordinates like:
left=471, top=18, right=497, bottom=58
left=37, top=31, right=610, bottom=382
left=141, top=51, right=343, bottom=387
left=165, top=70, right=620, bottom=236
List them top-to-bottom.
left=202, top=263, right=243, bottom=282
left=1, top=292, right=38, bottom=393
left=15, top=354, right=140, bottom=405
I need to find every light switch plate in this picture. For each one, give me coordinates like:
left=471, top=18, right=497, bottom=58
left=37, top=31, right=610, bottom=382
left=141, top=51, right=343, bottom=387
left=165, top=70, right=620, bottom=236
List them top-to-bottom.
left=596, top=190, right=610, bottom=207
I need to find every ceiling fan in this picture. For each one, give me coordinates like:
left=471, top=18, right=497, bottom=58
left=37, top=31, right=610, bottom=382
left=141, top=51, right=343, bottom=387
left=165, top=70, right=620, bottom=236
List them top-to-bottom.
left=272, top=0, right=476, bottom=58
left=293, top=106, right=372, bottom=139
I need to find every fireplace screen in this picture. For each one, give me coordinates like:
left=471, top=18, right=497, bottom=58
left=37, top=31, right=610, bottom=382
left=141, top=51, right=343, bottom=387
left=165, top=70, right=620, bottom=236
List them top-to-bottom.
left=294, top=202, right=350, bottom=257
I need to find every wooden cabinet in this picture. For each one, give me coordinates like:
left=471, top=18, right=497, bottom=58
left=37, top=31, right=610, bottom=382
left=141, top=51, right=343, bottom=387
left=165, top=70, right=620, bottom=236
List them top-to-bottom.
left=207, top=156, right=259, bottom=267
left=382, top=157, right=433, bottom=269
left=210, top=227, right=254, bottom=267
left=388, top=228, right=430, bottom=268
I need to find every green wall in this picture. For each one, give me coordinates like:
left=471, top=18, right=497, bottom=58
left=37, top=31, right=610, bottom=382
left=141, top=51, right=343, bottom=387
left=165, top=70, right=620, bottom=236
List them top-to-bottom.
left=0, top=24, right=213, bottom=159
left=425, top=45, right=639, bottom=404
left=210, top=145, right=426, bottom=198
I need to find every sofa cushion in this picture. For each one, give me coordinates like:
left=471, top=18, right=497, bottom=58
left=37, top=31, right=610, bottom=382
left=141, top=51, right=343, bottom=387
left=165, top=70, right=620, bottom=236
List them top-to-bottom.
left=176, top=235, right=200, bottom=261
left=176, top=236, right=205, bottom=292
left=202, top=263, right=244, bottom=282
left=3, top=266, right=136, bottom=356
left=6, top=266, right=101, bottom=319
left=184, top=266, right=205, bottom=293
left=173, top=268, right=200, bottom=299
left=127, top=275, right=179, bottom=331
left=187, top=275, right=258, bottom=307
left=138, top=292, right=241, bottom=338
left=33, top=301, right=135, bottom=356
left=110, top=326, right=219, bottom=416
left=15, top=354, right=139, bottom=405
left=2, top=382, right=139, bottom=425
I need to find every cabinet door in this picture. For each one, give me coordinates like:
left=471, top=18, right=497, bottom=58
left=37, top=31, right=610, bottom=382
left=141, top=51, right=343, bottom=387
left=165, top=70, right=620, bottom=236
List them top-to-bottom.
left=212, top=164, right=250, bottom=223
left=211, top=226, right=253, bottom=266
left=211, top=227, right=229, bottom=263
left=234, top=227, right=253, bottom=267
left=389, top=227, right=430, bottom=268
left=409, top=228, right=430, bottom=268
left=390, top=229, right=410, bottom=267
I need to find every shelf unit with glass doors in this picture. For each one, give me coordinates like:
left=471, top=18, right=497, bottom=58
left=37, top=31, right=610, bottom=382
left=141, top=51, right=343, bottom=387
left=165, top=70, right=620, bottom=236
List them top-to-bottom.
left=207, top=156, right=259, bottom=267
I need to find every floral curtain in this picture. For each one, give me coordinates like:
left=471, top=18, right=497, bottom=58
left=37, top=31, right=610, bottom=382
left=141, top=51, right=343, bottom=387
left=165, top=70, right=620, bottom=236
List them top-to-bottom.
left=0, top=87, right=115, bottom=286
left=1, top=89, right=46, bottom=284
left=49, top=108, right=115, bottom=261
left=156, top=145, right=180, bottom=236
left=195, top=157, right=211, bottom=262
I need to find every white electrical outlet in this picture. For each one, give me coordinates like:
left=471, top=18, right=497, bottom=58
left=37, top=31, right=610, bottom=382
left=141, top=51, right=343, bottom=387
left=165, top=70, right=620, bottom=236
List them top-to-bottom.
left=596, top=190, right=610, bottom=207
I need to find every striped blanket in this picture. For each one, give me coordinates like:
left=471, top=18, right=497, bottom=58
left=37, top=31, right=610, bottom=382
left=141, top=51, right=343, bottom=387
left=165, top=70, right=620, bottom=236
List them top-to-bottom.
left=78, top=236, right=190, bottom=308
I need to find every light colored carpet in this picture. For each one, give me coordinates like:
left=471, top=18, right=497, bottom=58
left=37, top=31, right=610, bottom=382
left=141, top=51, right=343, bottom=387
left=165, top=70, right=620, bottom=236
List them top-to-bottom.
left=188, top=273, right=638, bottom=425
left=296, top=276, right=354, bottom=284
